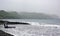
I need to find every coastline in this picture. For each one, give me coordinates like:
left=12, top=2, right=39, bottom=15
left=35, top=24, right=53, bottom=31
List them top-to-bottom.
left=0, top=20, right=30, bottom=25
left=0, top=30, right=14, bottom=36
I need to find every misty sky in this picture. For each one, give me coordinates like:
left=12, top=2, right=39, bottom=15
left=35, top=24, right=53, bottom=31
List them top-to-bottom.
left=0, top=0, right=60, bottom=16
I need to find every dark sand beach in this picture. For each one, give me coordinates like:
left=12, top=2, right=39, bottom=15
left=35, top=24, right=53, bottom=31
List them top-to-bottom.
left=0, top=30, right=14, bottom=36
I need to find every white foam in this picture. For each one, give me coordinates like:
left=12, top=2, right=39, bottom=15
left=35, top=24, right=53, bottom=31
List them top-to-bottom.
left=27, top=22, right=60, bottom=27
left=27, top=22, right=40, bottom=26
left=40, top=24, right=59, bottom=27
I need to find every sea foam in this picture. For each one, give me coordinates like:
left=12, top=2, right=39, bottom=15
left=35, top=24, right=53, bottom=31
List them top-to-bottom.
left=27, top=22, right=60, bottom=27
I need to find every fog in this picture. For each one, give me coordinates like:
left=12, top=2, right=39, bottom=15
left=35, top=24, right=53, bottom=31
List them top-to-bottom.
left=0, top=0, right=60, bottom=17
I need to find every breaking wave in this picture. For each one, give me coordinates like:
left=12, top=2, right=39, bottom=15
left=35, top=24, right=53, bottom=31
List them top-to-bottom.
left=27, top=22, right=60, bottom=27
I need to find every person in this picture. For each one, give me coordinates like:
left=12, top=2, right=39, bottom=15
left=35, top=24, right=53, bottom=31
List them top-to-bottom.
left=4, top=21, right=15, bottom=28
left=4, top=22, right=8, bottom=28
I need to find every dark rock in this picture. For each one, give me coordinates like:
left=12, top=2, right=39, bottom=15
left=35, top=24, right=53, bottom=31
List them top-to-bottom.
left=0, top=20, right=30, bottom=25
left=7, top=22, right=30, bottom=25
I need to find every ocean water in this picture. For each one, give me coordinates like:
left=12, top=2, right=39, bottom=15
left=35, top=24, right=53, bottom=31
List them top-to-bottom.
left=0, top=19, right=60, bottom=36
left=1, top=19, right=60, bottom=25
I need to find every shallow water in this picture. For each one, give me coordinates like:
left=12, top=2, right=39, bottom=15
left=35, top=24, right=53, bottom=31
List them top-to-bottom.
left=0, top=19, right=60, bottom=36
left=0, top=24, right=60, bottom=36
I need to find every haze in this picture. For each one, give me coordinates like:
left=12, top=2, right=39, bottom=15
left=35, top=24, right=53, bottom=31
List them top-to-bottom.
left=0, top=0, right=60, bottom=17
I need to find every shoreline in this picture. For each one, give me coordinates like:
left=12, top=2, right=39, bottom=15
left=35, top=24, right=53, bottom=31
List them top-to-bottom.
left=0, top=30, right=14, bottom=36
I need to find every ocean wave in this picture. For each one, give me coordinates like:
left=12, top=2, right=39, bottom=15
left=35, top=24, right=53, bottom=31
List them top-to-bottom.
left=27, top=22, right=60, bottom=27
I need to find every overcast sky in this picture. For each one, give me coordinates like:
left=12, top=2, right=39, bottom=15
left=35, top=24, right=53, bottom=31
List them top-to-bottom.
left=0, top=0, right=60, bottom=17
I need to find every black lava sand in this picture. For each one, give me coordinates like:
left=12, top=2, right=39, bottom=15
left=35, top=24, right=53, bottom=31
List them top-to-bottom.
left=0, top=30, right=14, bottom=36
